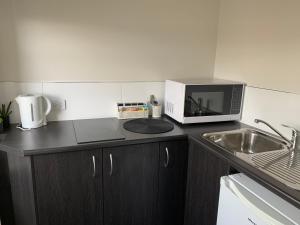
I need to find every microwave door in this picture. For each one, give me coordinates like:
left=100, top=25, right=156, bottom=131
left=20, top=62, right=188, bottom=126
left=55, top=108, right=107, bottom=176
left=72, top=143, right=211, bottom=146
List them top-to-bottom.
left=184, top=85, right=233, bottom=117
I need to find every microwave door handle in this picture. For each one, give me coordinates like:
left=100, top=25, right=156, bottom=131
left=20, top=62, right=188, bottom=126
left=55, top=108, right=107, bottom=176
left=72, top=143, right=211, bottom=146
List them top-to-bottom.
left=228, top=181, right=284, bottom=225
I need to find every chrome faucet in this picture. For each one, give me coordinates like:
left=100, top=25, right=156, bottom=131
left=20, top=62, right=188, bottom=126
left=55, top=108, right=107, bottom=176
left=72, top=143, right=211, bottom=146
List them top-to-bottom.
left=254, top=119, right=300, bottom=167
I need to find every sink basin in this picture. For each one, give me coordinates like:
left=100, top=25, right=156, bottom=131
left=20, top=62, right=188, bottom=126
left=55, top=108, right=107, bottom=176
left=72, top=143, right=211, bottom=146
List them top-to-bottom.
left=203, top=128, right=288, bottom=154
left=203, top=128, right=300, bottom=191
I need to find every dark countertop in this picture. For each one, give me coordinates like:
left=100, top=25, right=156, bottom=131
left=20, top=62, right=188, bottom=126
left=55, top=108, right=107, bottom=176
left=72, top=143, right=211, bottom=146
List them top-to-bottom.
left=0, top=116, right=299, bottom=208
left=0, top=117, right=242, bottom=156
left=0, top=117, right=186, bottom=156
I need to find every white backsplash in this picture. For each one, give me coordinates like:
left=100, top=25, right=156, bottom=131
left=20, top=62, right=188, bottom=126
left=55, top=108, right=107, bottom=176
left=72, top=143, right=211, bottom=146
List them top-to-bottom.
left=0, top=81, right=164, bottom=123
left=1, top=81, right=299, bottom=140
left=241, top=86, right=300, bottom=138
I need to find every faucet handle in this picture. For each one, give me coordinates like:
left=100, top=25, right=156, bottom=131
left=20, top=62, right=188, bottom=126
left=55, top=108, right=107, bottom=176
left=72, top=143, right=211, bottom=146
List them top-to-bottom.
left=282, top=124, right=300, bottom=134
left=282, top=124, right=300, bottom=149
left=282, top=124, right=300, bottom=145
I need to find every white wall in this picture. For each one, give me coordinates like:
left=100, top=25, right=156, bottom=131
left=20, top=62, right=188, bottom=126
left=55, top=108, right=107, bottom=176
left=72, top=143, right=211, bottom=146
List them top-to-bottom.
left=0, top=0, right=220, bottom=82
left=0, top=0, right=18, bottom=81
left=0, top=0, right=221, bottom=123
left=0, top=0, right=221, bottom=124
left=2, top=0, right=300, bottom=136
left=215, top=0, right=300, bottom=94
left=215, top=0, right=300, bottom=139
left=3, top=80, right=300, bottom=141
left=0, top=81, right=164, bottom=123
left=241, top=86, right=300, bottom=138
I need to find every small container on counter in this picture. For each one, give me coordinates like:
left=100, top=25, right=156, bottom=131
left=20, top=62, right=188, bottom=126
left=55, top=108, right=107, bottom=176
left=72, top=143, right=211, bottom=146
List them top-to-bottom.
left=149, top=95, right=162, bottom=118
left=117, top=103, right=149, bottom=119
left=151, top=104, right=162, bottom=118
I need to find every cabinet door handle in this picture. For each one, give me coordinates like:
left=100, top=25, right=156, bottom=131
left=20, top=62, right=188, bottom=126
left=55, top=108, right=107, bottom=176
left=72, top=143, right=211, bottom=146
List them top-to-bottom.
left=164, top=147, right=169, bottom=168
left=109, top=153, right=113, bottom=176
left=92, top=155, right=96, bottom=177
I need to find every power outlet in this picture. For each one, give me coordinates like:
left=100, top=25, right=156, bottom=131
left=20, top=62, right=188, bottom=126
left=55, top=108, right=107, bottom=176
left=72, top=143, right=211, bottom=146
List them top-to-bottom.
left=52, top=98, right=67, bottom=111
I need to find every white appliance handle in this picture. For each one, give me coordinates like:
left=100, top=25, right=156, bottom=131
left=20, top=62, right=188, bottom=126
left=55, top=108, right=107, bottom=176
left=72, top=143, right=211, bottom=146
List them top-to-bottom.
left=43, top=96, right=52, bottom=116
left=229, top=180, right=284, bottom=225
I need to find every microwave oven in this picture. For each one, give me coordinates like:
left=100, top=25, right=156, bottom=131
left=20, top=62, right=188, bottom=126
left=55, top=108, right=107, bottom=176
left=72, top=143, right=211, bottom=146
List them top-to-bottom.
left=164, top=79, right=246, bottom=124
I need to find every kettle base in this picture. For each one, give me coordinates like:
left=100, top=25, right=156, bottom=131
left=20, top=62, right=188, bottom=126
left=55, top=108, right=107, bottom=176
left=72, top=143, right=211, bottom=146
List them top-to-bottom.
left=16, top=122, right=47, bottom=131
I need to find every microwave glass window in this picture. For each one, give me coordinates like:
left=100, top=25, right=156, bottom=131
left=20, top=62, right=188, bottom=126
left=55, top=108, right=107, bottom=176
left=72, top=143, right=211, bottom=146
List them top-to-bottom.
left=184, top=85, right=234, bottom=117
left=192, top=92, right=224, bottom=115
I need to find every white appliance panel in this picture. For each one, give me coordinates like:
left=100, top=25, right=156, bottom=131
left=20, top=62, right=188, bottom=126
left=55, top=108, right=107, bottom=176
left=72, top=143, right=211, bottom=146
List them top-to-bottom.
left=217, top=174, right=300, bottom=225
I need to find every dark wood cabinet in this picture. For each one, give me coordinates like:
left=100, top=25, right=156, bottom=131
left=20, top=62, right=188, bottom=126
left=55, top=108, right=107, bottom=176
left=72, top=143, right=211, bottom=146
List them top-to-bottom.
left=3, top=122, right=299, bottom=225
left=1, top=138, right=189, bottom=225
left=184, top=138, right=230, bottom=225
left=157, top=140, right=188, bottom=225
left=103, top=143, right=159, bottom=225
left=33, top=150, right=102, bottom=225
left=0, top=152, right=15, bottom=225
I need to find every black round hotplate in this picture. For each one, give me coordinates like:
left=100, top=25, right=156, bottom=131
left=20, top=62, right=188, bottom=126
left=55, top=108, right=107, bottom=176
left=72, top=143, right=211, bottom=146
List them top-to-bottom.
left=123, top=118, right=174, bottom=134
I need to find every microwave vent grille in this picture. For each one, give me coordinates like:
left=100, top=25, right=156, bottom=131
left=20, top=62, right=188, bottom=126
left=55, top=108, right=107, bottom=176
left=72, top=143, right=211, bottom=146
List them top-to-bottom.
left=166, top=101, right=174, bottom=114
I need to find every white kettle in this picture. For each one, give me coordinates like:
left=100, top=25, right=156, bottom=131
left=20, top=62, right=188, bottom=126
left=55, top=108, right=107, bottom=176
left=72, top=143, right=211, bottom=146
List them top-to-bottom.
left=15, top=94, right=52, bottom=129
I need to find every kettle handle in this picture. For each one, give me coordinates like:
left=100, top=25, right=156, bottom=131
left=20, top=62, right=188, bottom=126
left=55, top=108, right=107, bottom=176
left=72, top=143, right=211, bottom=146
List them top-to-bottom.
left=43, top=96, right=52, bottom=116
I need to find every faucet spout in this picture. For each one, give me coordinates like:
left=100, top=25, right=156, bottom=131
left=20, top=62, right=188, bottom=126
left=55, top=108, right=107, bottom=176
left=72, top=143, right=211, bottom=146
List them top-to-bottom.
left=254, top=119, right=292, bottom=146
left=254, top=119, right=300, bottom=168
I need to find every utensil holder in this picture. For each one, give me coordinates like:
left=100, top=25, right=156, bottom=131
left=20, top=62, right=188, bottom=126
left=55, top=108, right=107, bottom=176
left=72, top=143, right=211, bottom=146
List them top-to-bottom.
left=151, top=104, right=162, bottom=118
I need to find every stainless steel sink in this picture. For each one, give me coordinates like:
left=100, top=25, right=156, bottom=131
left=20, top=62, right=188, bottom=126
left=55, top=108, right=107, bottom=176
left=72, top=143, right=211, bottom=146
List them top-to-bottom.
left=203, top=128, right=288, bottom=154
left=203, top=128, right=300, bottom=191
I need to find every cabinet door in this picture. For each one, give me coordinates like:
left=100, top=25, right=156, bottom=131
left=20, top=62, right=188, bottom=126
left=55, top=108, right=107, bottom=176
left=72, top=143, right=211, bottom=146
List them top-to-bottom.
left=184, top=139, right=230, bottom=225
left=157, top=140, right=188, bottom=225
left=103, top=143, right=159, bottom=225
left=33, top=150, right=102, bottom=225
left=0, top=151, right=15, bottom=225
